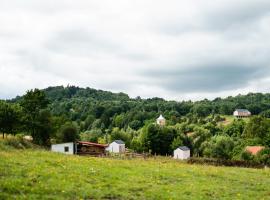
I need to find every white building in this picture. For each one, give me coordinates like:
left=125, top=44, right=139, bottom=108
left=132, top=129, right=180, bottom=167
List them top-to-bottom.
left=233, top=109, right=251, bottom=118
left=156, top=114, right=166, bottom=126
left=106, top=140, right=125, bottom=153
left=51, top=142, right=75, bottom=155
left=173, top=146, right=190, bottom=160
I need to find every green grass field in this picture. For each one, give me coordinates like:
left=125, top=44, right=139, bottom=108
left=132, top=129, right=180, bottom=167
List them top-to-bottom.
left=0, top=148, right=270, bottom=200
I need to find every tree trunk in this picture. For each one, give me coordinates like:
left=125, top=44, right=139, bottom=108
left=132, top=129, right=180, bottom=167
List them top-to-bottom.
left=2, top=133, right=4, bottom=139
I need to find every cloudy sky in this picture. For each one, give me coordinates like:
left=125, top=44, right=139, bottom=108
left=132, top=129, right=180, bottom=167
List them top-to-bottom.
left=0, top=0, right=270, bottom=100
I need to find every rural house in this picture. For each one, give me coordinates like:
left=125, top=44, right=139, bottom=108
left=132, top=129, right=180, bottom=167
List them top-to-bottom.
left=233, top=109, right=251, bottom=118
left=156, top=114, right=166, bottom=126
left=106, top=140, right=125, bottom=153
left=51, top=141, right=108, bottom=156
left=51, top=142, right=76, bottom=155
left=173, top=146, right=190, bottom=160
left=245, top=146, right=265, bottom=155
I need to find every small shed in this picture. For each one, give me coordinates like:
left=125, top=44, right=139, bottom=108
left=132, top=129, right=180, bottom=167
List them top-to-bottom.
left=233, top=109, right=251, bottom=118
left=156, top=114, right=166, bottom=126
left=106, top=140, right=125, bottom=153
left=51, top=142, right=76, bottom=155
left=174, top=146, right=190, bottom=160
left=245, top=146, right=265, bottom=155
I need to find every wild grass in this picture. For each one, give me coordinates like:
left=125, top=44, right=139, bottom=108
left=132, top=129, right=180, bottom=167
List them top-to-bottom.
left=0, top=147, right=269, bottom=200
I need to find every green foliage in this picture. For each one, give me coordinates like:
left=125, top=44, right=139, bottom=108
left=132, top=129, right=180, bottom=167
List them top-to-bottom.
left=0, top=101, right=21, bottom=138
left=57, top=122, right=79, bottom=143
left=80, top=129, right=103, bottom=143
left=202, top=135, right=235, bottom=159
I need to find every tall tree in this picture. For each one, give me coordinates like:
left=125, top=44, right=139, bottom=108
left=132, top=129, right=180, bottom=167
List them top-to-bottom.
left=20, top=89, right=50, bottom=144
left=0, top=101, right=21, bottom=138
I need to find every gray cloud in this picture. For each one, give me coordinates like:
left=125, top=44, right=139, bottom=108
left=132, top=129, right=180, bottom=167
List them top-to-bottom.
left=0, top=0, right=270, bottom=100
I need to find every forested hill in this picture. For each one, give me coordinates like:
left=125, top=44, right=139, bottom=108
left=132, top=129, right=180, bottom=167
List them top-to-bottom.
left=10, top=86, right=270, bottom=131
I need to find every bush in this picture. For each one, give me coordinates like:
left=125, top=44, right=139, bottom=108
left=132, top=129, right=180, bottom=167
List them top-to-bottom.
left=0, top=137, right=35, bottom=150
left=187, top=157, right=264, bottom=169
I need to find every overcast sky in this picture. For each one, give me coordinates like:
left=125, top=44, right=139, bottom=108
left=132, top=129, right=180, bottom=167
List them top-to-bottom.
left=0, top=0, right=270, bottom=101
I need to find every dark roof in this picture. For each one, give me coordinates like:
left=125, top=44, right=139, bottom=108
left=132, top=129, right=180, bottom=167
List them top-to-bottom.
left=235, top=109, right=250, bottom=112
left=114, top=140, right=125, bottom=144
left=77, top=141, right=108, bottom=148
left=178, top=146, right=190, bottom=151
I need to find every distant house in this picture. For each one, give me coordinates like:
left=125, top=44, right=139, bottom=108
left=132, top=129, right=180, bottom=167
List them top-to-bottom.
left=233, top=109, right=251, bottom=118
left=156, top=114, right=166, bottom=126
left=106, top=140, right=125, bottom=153
left=51, top=141, right=108, bottom=156
left=173, top=146, right=190, bottom=160
left=245, top=146, right=265, bottom=155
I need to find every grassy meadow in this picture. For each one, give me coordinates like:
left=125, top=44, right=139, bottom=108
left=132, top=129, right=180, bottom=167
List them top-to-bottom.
left=0, top=147, right=270, bottom=200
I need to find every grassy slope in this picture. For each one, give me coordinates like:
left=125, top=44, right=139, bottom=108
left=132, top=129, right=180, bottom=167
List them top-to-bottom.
left=0, top=149, right=270, bottom=200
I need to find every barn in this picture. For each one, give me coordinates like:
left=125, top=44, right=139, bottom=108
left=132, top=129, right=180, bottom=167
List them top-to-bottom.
left=106, top=140, right=125, bottom=153
left=51, top=141, right=108, bottom=156
left=76, top=141, right=108, bottom=156
left=173, top=146, right=190, bottom=160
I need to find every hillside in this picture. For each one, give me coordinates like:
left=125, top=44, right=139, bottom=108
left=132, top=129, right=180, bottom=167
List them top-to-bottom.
left=0, top=148, right=269, bottom=200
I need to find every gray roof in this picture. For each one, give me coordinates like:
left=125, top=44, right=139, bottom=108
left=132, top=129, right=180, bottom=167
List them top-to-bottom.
left=235, top=109, right=250, bottom=112
left=114, top=140, right=125, bottom=144
left=178, top=146, right=190, bottom=151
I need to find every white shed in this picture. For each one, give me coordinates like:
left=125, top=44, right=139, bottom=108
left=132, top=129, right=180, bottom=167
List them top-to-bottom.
left=106, top=140, right=125, bottom=153
left=51, top=142, right=76, bottom=155
left=173, top=146, right=190, bottom=160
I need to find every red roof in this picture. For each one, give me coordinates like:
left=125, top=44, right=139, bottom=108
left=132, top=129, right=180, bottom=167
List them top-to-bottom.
left=77, top=141, right=108, bottom=148
left=245, top=146, right=265, bottom=155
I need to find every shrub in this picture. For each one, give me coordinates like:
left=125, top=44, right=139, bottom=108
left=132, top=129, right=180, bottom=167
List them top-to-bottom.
left=187, top=157, right=264, bottom=169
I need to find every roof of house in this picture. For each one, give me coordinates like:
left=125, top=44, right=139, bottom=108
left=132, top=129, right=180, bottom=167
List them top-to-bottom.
left=235, top=109, right=250, bottom=113
left=157, top=114, right=165, bottom=120
left=113, top=140, right=125, bottom=144
left=77, top=141, right=108, bottom=148
left=177, top=146, right=190, bottom=151
left=245, top=146, right=265, bottom=155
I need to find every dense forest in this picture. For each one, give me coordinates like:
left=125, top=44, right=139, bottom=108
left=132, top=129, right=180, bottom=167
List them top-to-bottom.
left=1, top=85, right=270, bottom=164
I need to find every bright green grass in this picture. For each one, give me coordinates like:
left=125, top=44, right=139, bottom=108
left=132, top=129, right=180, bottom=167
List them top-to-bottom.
left=0, top=149, right=269, bottom=200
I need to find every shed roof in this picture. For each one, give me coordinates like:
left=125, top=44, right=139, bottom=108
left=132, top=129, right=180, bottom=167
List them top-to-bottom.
left=235, top=109, right=250, bottom=113
left=157, top=115, right=165, bottom=120
left=114, top=140, right=125, bottom=144
left=77, top=141, right=108, bottom=148
left=177, top=146, right=190, bottom=151
left=245, top=146, right=264, bottom=155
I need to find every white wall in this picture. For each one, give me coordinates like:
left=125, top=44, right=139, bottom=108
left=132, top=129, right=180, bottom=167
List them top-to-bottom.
left=51, top=142, right=75, bottom=155
left=106, top=142, right=125, bottom=153
left=173, top=149, right=190, bottom=160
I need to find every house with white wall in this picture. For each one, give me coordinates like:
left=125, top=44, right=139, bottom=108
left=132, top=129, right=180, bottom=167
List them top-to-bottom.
left=233, top=109, right=251, bottom=118
left=156, top=115, right=166, bottom=126
left=106, top=140, right=125, bottom=153
left=51, top=142, right=76, bottom=155
left=173, top=146, right=190, bottom=160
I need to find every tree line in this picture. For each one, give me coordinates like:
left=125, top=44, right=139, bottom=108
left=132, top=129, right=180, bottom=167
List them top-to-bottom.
left=1, top=86, right=270, bottom=164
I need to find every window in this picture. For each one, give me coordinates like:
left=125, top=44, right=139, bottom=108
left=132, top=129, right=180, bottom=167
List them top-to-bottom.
left=64, top=146, right=69, bottom=152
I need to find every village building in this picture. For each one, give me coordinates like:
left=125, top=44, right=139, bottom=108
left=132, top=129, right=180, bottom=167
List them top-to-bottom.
left=233, top=109, right=251, bottom=118
left=156, top=114, right=166, bottom=126
left=106, top=140, right=125, bottom=153
left=51, top=141, right=108, bottom=156
left=51, top=142, right=76, bottom=155
left=173, top=146, right=190, bottom=160
left=245, top=146, right=265, bottom=155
